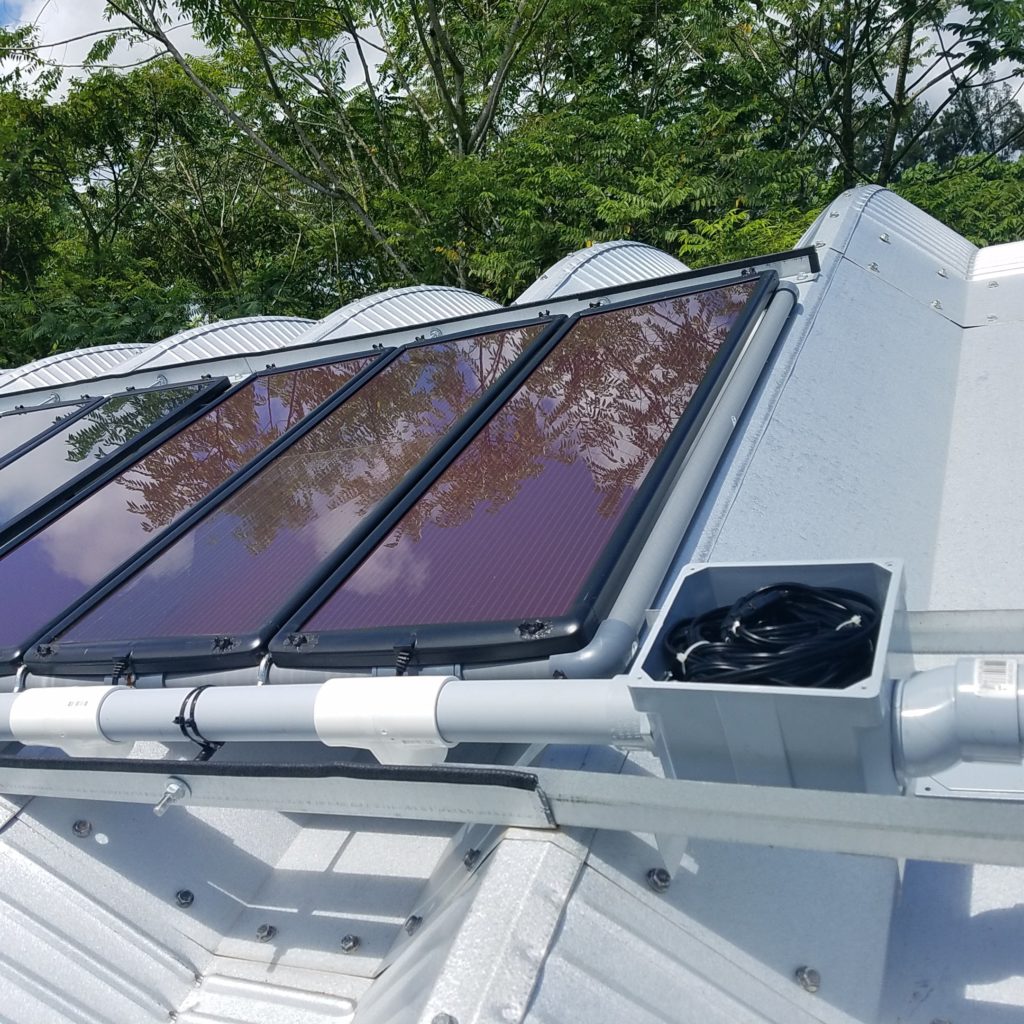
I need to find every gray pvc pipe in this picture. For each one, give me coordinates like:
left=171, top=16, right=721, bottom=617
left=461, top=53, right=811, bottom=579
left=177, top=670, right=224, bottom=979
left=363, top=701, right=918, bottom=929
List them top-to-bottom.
left=465, top=284, right=799, bottom=681
left=896, top=658, right=1024, bottom=778
left=435, top=677, right=649, bottom=746
left=99, top=685, right=320, bottom=743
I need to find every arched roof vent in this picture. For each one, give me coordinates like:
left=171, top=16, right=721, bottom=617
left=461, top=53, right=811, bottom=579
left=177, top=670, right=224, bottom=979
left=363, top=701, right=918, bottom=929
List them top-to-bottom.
left=514, top=240, right=689, bottom=305
left=299, top=285, right=501, bottom=345
left=113, top=316, right=315, bottom=375
left=0, top=344, right=147, bottom=395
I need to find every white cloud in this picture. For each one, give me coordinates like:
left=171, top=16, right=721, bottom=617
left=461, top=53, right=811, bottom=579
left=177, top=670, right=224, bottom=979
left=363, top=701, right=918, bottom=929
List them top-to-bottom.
left=5, top=0, right=205, bottom=96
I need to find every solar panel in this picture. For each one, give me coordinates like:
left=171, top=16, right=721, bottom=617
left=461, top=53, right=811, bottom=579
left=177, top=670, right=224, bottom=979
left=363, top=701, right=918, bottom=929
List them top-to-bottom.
left=272, top=276, right=775, bottom=666
left=30, top=322, right=550, bottom=672
left=0, top=356, right=375, bottom=665
left=0, top=382, right=220, bottom=535
left=0, top=400, right=96, bottom=466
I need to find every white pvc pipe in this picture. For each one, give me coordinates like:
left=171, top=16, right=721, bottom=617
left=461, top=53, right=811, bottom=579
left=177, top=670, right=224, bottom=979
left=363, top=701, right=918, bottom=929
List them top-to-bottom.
left=0, top=675, right=651, bottom=765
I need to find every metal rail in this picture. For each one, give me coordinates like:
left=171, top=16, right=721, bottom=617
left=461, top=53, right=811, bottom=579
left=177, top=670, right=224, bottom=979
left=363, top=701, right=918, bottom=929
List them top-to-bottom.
left=2, top=757, right=1023, bottom=867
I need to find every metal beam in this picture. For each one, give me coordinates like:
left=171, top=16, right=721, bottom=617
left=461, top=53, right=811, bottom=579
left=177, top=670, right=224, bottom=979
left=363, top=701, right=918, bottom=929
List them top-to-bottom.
left=2, top=757, right=1024, bottom=865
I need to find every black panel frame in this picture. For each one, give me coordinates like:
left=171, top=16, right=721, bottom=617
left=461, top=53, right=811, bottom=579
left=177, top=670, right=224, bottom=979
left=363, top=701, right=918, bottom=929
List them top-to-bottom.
left=268, top=272, right=781, bottom=669
left=24, top=317, right=564, bottom=675
left=5, top=350, right=389, bottom=670
left=0, top=378, right=231, bottom=551
left=0, top=397, right=105, bottom=471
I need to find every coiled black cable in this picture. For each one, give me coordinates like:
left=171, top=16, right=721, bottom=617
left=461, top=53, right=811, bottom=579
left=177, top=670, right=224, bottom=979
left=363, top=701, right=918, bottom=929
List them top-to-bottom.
left=663, top=582, right=880, bottom=688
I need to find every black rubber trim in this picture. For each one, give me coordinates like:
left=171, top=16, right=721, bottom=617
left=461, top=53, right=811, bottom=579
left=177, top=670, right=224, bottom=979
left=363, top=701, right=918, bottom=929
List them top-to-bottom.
left=0, top=755, right=540, bottom=790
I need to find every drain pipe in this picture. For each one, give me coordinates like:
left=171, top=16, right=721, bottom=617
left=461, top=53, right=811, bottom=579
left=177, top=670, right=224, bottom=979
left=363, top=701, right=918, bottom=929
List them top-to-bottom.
left=463, top=284, right=798, bottom=680
left=896, top=657, right=1024, bottom=780
left=0, top=675, right=650, bottom=764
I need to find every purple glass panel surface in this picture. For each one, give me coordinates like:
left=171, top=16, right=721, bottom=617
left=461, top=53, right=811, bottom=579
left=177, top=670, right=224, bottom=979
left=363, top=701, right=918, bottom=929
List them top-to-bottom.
left=302, top=282, right=757, bottom=633
left=55, top=325, right=541, bottom=644
left=0, top=358, right=371, bottom=650
left=0, top=385, right=203, bottom=525
left=0, top=404, right=85, bottom=462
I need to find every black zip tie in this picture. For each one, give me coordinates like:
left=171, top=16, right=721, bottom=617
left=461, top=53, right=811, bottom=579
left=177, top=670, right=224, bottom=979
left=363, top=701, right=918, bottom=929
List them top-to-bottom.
left=394, top=638, right=416, bottom=676
left=110, top=654, right=135, bottom=687
left=173, top=685, right=223, bottom=761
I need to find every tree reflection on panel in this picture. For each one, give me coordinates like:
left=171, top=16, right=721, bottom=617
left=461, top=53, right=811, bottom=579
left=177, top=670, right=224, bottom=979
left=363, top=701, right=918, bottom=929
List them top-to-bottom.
left=303, top=280, right=757, bottom=631
left=54, top=324, right=542, bottom=643
left=0, top=358, right=371, bottom=649
left=118, top=362, right=370, bottom=533
left=0, top=384, right=203, bottom=527
left=0, top=403, right=85, bottom=463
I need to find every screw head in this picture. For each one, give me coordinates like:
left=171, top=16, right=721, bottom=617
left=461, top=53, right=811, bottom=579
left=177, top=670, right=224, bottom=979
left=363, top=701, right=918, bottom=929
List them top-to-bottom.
left=72, top=819, right=92, bottom=838
left=463, top=847, right=481, bottom=869
left=646, top=867, right=671, bottom=893
left=175, top=889, right=194, bottom=908
left=404, top=914, right=423, bottom=935
left=255, top=923, right=277, bottom=943
left=339, top=933, right=360, bottom=953
left=795, top=966, right=821, bottom=993
left=432, top=1015, right=458, bottom=1024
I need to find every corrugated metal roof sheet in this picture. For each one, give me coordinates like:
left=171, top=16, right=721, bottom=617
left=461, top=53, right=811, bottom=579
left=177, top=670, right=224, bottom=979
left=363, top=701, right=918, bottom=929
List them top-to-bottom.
left=859, top=189, right=977, bottom=278
left=970, top=239, right=1024, bottom=280
left=513, top=241, right=688, bottom=305
left=297, top=286, right=501, bottom=345
left=111, top=317, right=315, bottom=375
left=0, top=344, right=147, bottom=395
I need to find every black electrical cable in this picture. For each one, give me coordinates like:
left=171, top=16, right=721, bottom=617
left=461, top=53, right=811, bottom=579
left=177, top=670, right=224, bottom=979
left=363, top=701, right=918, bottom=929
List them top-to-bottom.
left=663, top=582, right=880, bottom=689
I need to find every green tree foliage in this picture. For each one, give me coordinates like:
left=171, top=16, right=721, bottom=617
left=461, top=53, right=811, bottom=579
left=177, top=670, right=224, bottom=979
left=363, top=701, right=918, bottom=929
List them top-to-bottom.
left=0, top=1, right=1022, bottom=365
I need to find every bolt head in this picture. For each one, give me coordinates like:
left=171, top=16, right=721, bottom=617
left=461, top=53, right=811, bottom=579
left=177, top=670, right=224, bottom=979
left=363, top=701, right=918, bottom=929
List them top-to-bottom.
left=72, top=819, right=92, bottom=838
left=463, top=847, right=481, bottom=869
left=646, top=867, right=671, bottom=893
left=175, top=889, right=194, bottom=908
left=404, top=914, right=423, bottom=935
left=255, top=923, right=277, bottom=943
left=339, top=933, right=360, bottom=953
left=795, top=966, right=821, bottom=993
left=432, top=1015, right=458, bottom=1024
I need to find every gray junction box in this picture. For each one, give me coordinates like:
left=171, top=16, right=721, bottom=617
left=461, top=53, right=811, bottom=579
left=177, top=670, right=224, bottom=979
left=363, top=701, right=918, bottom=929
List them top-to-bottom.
left=631, top=559, right=909, bottom=794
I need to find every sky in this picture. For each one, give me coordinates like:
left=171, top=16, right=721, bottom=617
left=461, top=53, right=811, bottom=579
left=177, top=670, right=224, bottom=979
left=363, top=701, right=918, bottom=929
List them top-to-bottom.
left=1, top=0, right=201, bottom=95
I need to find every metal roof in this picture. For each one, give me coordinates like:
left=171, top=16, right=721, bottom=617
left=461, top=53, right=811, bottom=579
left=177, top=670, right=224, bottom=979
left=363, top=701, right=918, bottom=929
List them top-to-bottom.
left=2, top=199, right=1024, bottom=1024
left=513, top=240, right=689, bottom=304
left=295, top=285, right=501, bottom=345
left=111, top=317, right=315, bottom=375
left=0, top=343, right=147, bottom=395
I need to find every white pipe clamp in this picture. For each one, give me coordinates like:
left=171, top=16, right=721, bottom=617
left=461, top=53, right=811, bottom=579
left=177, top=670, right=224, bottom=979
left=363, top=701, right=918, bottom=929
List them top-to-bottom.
left=313, top=676, right=456, bottom=766
left=8, top=685, right=133, bottom=757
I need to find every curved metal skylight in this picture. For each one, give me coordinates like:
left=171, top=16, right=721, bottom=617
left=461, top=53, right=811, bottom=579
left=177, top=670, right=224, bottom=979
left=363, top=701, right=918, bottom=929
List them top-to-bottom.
left=514, top=240, right=689, bottom=305
left=296, top=285, right=502, bottom=345
left=112, top=316, right=315, bottom=375
left=0, top=344, right=147, bottom=394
